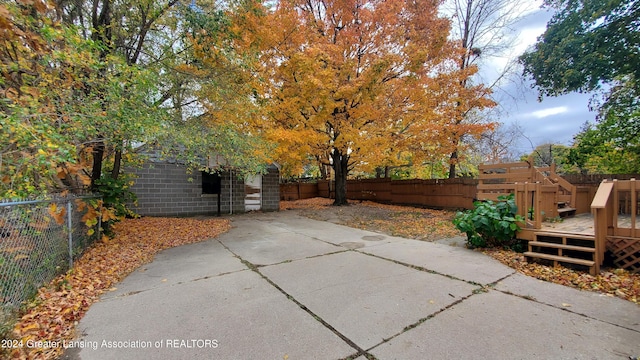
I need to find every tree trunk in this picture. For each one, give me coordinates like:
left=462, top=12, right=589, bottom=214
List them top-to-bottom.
left=89, top=0, right=112, bottom=190
left=90, top=140, right=105, bottom=190
left=111, top=148, right=122, bottom=179
left=332, top=150, right=349, bottom=206
left=448, top=150, right=458, bottom=179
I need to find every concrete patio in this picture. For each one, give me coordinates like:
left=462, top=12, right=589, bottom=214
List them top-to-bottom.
left=64, top=211, right=640, bottom=359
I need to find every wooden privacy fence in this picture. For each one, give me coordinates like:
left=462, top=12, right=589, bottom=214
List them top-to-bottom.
left=280, top=173, right=635, bottom=212
left=281, top=178, right=478, bottom=209
left=280, top=182, right=319, bottom=201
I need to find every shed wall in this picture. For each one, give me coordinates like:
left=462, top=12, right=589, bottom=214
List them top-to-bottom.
left=128, top=163, right=241, bottom=216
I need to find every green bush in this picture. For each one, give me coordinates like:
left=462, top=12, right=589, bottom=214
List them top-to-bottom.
left=94, top=175, right=138, bottom=235
left=452, top=194, right=525, bottom=249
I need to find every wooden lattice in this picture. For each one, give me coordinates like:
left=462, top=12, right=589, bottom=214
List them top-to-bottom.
left=607, top=237, right=640, bottom=273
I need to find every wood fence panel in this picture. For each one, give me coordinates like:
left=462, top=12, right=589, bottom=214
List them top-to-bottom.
left=281, top=178, right=477, bottom=209
left=390, top=178, right=477, bottom=209
left=347, top=179, right=392, bottom=202
left=316, top=180, right=336, bottom=199
left=280, top=183, right=319, bottom=200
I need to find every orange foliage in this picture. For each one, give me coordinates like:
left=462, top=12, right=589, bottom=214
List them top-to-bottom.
left=229, top=0, right=495, bottom=178
left=47, top=204, right=67, bottom=226
left=484, top=249, right=639, bottom=304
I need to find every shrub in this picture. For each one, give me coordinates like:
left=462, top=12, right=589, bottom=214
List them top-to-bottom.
left=93, top=175, right=138, bottom=235
left=452, top=194, right=525, bottom=249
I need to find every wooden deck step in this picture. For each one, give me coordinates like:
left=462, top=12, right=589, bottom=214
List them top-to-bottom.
left=557, top=207, right=576, bottom=218
left=534, top=232, right=595, bottom=241
left=528, top=241, right=596, bottom=253
left=524, top=252, right=595, bottom=267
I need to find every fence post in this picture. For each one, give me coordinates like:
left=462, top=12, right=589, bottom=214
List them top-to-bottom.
left=67, top=200, right=73, bottom=269
left=98, top=204, right=103, bottom=240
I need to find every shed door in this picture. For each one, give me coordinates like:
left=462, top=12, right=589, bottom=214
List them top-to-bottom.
left=244, top=175, right=262, bottom=211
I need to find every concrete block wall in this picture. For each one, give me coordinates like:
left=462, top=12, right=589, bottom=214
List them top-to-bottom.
left=128, top=162, right=280, bottom=216
left=128, top=163, right=236, bottom=217
left=262, top=167, right=280, bottom=211
left=222, top=170, right=247, bottom=214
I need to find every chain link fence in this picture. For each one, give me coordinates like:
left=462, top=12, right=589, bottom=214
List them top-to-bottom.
left=0, top=195, right=102, bottom=321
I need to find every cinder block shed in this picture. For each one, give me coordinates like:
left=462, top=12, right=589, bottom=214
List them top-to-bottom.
left=127, top=160, right=280, bottom=217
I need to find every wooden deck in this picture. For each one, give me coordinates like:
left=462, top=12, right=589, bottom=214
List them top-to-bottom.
left=479, top=161, right=639, bottom=273
left=520, top=213, right=635, bottom=238
left=539, top=213, right=595, bottom=235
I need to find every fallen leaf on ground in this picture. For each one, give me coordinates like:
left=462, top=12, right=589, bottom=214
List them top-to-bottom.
left=282, top=197, right=462, bottom=240
left=284, top=198, right=640, bottom=305
left=7, top=217, right=230, bottom=360
left=482, top=248, right=639, bottom=305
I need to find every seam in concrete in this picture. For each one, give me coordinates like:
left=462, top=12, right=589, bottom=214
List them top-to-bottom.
left=216, top=239, right=373, bottom=359
left=248, top=249, right=351, bottom=268
left=355, top=250, right=490, bottom=287
left=101, top=269, right=250, bottom=300
left=189, top=269, right=249, bottom=282
left=484, top=271, right=519, bottom=289
left=495, top=288, right=640, bottom=334
left=365, top=290, right=481, bottom=353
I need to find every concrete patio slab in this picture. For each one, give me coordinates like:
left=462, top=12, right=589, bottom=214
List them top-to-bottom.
left=66, top=212, right=640, bottom=360
left=264, top=212, right=400, bottom=249
left=224, top=217, right=292, bottom=239
left=219, top=228, right=343, bottom=266
left=101, top=239, right=246, bottom=299
left=361, top=239, right=515, bottom=285
left=260, top=251, right=478, bottom=350
left=70, top=270, right=356, bottom=360
left=495, top=272, right=640, bottom=332
left=370, top=290, right=639, bottom=360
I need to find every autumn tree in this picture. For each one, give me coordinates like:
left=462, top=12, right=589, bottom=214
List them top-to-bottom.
left=0, top=0, right=171, bottom=200
left=1, top=0, right=271, bottom=199
left=52, top=0, right=182, bottom=187
left=240, top=0, right=493, bottom=205
left=442, top=0, right=531, bottom=177
left=520, top=0, right=639, bottom=175
left=566, top=93, right=640, bottom=174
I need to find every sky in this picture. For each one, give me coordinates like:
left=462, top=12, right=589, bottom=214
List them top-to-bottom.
left=479, top=4, right=599, bottom=157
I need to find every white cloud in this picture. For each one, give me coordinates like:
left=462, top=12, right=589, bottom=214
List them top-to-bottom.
left=529, top=106, right=569, bottom=118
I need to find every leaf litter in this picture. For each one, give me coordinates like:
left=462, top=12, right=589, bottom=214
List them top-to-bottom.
left=283, top=197, right=639, bottom=305
left=7, top=199, right=639, bottom=359
left=7, top=217, right=230, bottom=360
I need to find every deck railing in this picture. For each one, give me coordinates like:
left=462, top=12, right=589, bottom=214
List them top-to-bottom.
left=477, top=160, right=574, bottom=226
left=591, top=179, right=640, bottom=272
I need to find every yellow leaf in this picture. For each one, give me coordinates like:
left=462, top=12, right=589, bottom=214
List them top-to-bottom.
left=48, top=203, right=67, bottom=225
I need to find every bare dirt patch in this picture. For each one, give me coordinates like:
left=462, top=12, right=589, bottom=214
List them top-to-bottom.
left=280, top=197, right=462, bottom=241
left=281, top=197, right=639, bottom=304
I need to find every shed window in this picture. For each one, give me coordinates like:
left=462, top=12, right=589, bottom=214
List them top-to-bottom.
left=202, top=172, right=221, bottom=194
